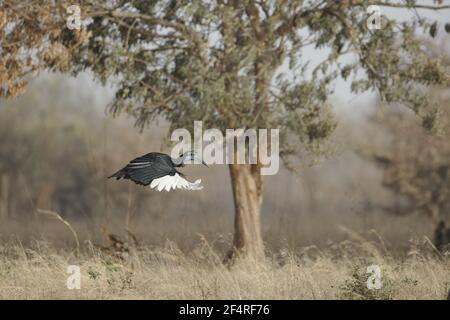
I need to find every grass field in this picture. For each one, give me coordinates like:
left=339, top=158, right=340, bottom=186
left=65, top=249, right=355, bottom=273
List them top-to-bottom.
left=0, top=237, right=448, bottom=300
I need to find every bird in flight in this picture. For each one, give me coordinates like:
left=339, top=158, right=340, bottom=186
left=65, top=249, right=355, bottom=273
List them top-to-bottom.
left=108, top=151, right=207, bottom=191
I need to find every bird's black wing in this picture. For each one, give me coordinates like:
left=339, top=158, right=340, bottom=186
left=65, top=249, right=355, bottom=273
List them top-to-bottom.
left=108, top=153, right=178, bottom=186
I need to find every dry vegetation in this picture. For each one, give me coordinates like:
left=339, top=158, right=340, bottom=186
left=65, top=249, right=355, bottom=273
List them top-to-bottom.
left=0, top=74, right=449, bottom=300
left=0, top=237, right=448, bottom=300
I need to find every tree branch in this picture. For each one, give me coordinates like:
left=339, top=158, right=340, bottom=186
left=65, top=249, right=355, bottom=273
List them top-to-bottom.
left=275, top=0, right=450, bottom=37
left=245, top=1, right=265, bottom=42
left=365, top=1, right=450, bottom=10
left=86, top=9, right=207, bottom=63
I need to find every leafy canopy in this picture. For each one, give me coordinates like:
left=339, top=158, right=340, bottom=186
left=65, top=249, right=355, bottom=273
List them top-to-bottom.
left=1, top=0, right=449, bottom=162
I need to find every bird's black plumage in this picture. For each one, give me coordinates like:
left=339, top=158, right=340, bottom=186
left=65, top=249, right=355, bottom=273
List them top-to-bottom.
left=108, top=152, right=182, bottom=186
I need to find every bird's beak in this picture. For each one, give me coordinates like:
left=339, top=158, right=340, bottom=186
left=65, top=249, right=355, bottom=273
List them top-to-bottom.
left=202, top=160, right=209, bottom=167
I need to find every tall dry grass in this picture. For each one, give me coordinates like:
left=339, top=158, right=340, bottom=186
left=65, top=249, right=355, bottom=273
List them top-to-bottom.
left=0, top=237, right=448, bottom=300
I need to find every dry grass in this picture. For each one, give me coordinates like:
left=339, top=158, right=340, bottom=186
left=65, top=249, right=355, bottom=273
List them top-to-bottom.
left=0, top=238, right=448, bottom=300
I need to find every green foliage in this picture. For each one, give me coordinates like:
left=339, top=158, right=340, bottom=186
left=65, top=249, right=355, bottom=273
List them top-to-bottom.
left=3, top=0, right=450, bottom=164
left=88, top=262, right=135, bottom=292
left=339, top=265, right=397, bottom=300
left=400, top=276, right=419, bottom=287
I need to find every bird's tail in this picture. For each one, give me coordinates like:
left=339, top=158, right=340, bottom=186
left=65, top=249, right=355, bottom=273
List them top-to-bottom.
left=108, top=168, right=125, bottom=180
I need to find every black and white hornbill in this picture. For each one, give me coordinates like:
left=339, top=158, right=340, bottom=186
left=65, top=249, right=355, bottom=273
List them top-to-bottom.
left=108, top=151, right=207, bottom=191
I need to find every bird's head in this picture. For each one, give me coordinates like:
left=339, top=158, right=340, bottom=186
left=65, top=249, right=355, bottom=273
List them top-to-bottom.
left=179, top=150, right=208, bottom=167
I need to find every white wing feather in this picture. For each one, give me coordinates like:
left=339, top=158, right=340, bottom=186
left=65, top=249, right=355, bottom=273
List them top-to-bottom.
left=150, top=174, right=203, bottom=192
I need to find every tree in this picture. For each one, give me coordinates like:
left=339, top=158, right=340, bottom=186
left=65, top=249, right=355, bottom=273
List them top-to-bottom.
left=2, top=0, right=450, bottom=259
left=361, top=38, right=450, bottom=249
left=363, top=91, right=450, bottom=249
left=365, top=100, right=450, bottom=221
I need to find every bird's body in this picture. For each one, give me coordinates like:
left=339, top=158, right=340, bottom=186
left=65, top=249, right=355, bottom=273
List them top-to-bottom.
left=108, top=151, right=205, bottom=191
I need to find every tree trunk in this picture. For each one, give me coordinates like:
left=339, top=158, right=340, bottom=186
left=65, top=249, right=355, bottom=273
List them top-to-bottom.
left=228, top=163, right=264, bottom=260
left=0, top=175, right=9, bottom=220
left=432, top=206, right=450, bottom=251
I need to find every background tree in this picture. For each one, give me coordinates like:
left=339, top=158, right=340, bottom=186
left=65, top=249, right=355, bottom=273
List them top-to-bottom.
left=2, top=0, right=449, bottom=258
left=361, top=39, right=450, bottom=249
left=364, top=96, right=450, bottom=249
